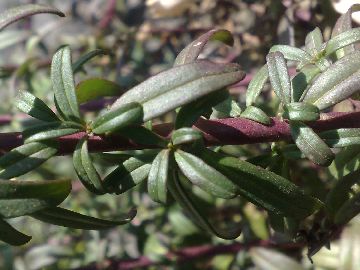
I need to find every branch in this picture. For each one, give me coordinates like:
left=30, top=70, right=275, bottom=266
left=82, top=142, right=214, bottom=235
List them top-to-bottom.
left=0, top=111, right=359, bottom=155
left=74, top=240, right=304, bottom=270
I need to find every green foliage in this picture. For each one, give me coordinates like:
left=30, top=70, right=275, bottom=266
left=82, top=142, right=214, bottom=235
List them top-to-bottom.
left=2, top=4, right=360, bottom=268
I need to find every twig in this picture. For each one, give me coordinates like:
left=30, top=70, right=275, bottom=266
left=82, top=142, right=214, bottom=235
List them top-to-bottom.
left=0, top=111, right=359, bottom=155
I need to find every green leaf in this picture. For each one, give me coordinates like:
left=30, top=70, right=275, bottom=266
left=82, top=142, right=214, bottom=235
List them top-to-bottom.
left=0, top=4, right=64, bottom=31
left=331, top=4, right=360, bottom=58
left=305, top=27, right=324, bottom=56
left=326, top=28, right=360, bottom=58
left=174, top=29, right=234, bottom=66
left=269, top=45, right=312, bottom=63
left=51, top=46, right=81, bottom=122
left=72, top=49, right=110, bottom=74
left=302, top=51, right=360, bottom=109
left=266, top=52, right=291, bottom=104
left=111, top=61, right=245, bottom=121
left=246, top=64, right=269, bottom=106
left=291, top=64, right=320, bottom=102
left=75, top=78, right=123, bottom=104
left=175, top=89, right=229, bottom=128
left=16, top=91, right=59, bottom=122
left=211, top=95, right=242, bottom=118
left=91, top=102, right=143, bottom=134
left=284, top=102, right=319, bottom=121
left=240, top=106, right=271, bottom=125
left=23, top=121, right=83, bottom=143
left=290, top=121, right=334, bottom=166
left=116, top=125, right=167, bottom=147
left=171, top=128, right=202, bottom=146
left=320, top=128, right=360, bottom=147
left=73, top=138, right=105, bottom=195
left=0, top=141, right=58, bottom=179
left=328, top=145, right=360, bottom=179
left=195, top=148, right=322, bottom=218
left=174, top=149, right=238, bottom=199
left=147, top=150, right=170, bottom=203
left=104, top=152, right=157, bottom=194
left=326, top=169, right=360, bottom=220
left=167, top=170, right=241, bottom=240
left=0, top=179, right=71, bottom=218
left=334, top=192, right=360, bottom=225
left=31, top=207, right=136, bottom=229
left=0, top=219, right=31, bottom=246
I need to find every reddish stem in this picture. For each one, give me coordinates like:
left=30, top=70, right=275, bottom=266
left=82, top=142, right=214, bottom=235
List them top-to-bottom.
left=0, top=112, right=359, bottom=155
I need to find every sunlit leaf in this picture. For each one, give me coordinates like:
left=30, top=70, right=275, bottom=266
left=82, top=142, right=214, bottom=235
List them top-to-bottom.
left=0, top=4, right=64, bottom=31
left=305, top=27, right=324, bottom=56
left=326, top=28, right=360, bottom=58
left=174, top=29, right=234, bottom=66
left=269, top=45, right=312, bottom=63
left=51, top=46, right=81, bottom=122
left=302, top=51, right=360, bottom=109
left=266, top=52, right=291, bottom=104
left=111, top=60, right=245, bottom=121
left=246, top=64, right=269, bottom=106
left=291, top=64, right=320, bottom=102
left=16, top=91, right=59, bottom=122
left=91, top=102, right=143, bottom=134
left=284, top=102, right=319, bottom=121
left=240, top=106, right=271, bottom=125
left=23, top=121, right=83, bottom=143
left=290, top=121, right=334, bottom=166
left=171, top=128, right=202, bottom=146
left=320, top=128, right=360, bottom=147
left=73, top=138, right=105, bottom=194
left=0, top=141, right=58, bottom=179
left=174, top=149, right=238, bottom=199
left=148, top=150, right=170, bottom=203
left=0, top=179, right=71, bottom=218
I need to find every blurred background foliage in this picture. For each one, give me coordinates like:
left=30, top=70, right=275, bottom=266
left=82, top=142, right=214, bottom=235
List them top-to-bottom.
left=0, top=0, right=360, bottom=269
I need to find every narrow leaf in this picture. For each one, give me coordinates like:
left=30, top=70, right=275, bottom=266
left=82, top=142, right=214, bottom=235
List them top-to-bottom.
left=0, top=4, right=64, bottom=31
left=305, top=27, right=324, bottom=56
left=325, top=28, right=360, bottom=57
left=174, top=29, right=234, bottom=66
left=269, top=45, right=312, bottom=63
left=51, top=46, right=81, bottom=122
left=72, top=49, right=110, bottom=74
left=302, top=51, right=360, bottom=109
left=266, top=52, right=291, bottom=104
left=111, top=61, right=245, bottom=121
left=246, top=64, right=269, bottom=106
left=292, top=64, right=320, bottom=102
left=76, top=78, right=123, bottom=104
left=175, top=89, right=229, bottom=128
left=16, top=91, right=59, bottom=122
left=211, top=95, right=242, bottom=118
left=91, top=102, right=143, bottom=134
left=284, top=102, right=319, bottom=121
left=240, top=106, right=271, bottom=125
left=23, top=121, right=83, bottom=143
left=290, top=121, right=334, bottom=166
left=116, top=125, right=167, bottom=147
left=171, top=128, right=202, bottom=146
left=320, top=128, right=360, bottom=147
left=73, top=138, right=105, bottom=194
left=0, top=141, right=58, bottom=179
left=195, top=148, right=323, bottom=218
left=174, top=149, right=238, bottom=199
left=147, top=150, right=170, bottom=203
left=104, top=152, right=158, bottom=194
left=326, top=169, right=360, bottom=219
left=167, top=170, right=241, bottom=240
left=0, top=179, right=71, bottom=218
left=334, top=192, right=360, bottom=225
left=31, top=207, right=136, bottom=229
left=0, top=219, right=31, bottom=246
